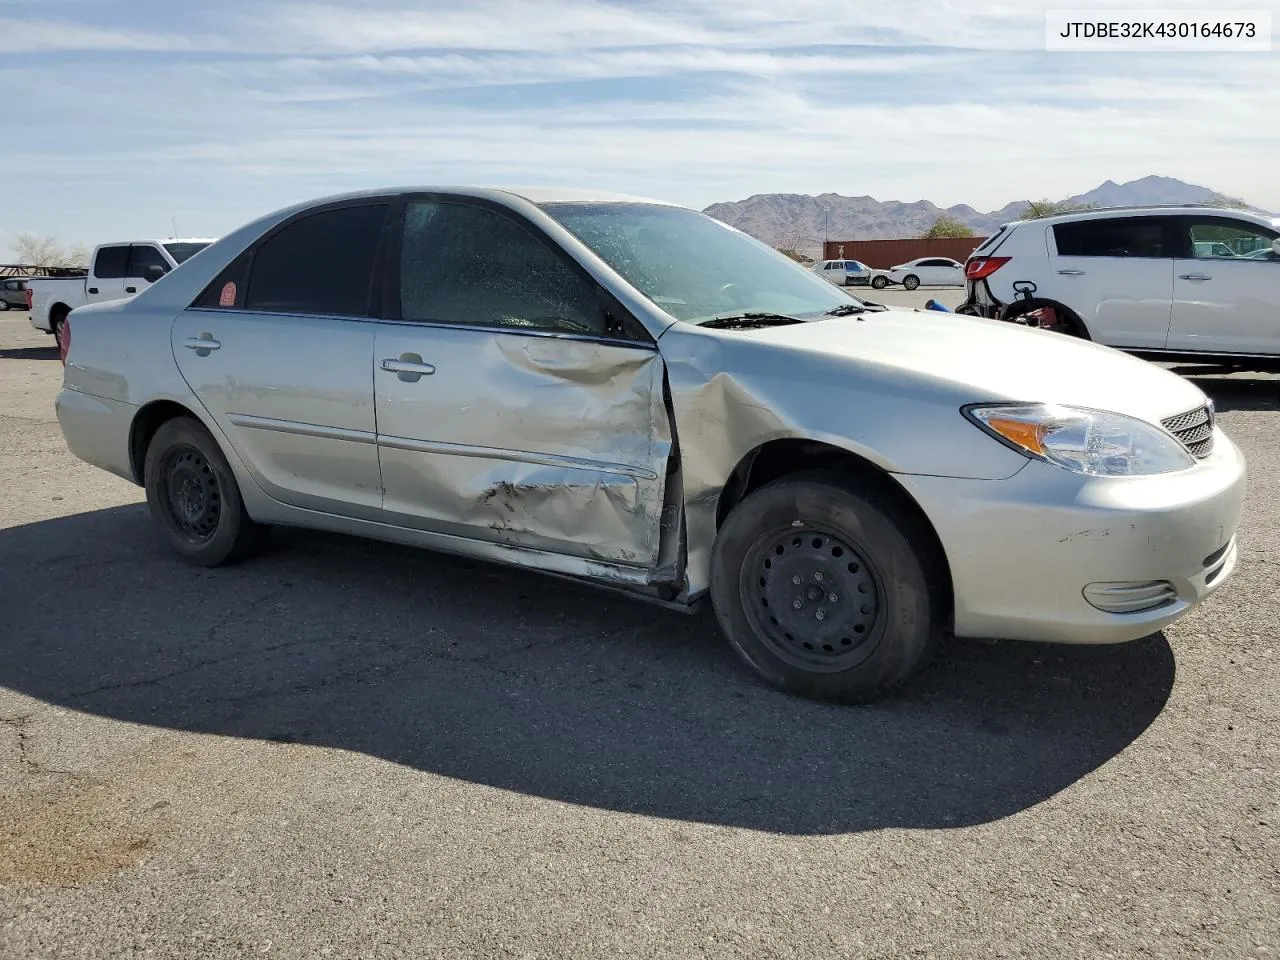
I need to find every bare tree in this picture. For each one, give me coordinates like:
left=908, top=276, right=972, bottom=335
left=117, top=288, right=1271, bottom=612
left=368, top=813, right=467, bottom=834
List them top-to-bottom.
left=1020, top=200, right=1099, bottom=220
left=9, top=233, right=91, bottom=268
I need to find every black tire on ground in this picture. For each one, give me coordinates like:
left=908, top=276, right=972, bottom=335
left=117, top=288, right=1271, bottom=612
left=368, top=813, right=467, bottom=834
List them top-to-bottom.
left=902, top=274, right=920, bottom=290
left=871, top=275, right=889, bottom=289
left=1000, top=298, right=1089, bottom=339
left=0, top=300, right=9, bottom=312
left=50, top=309, right=67, bottom=350
left=143, top=416, right=269, bottom=566
left=710, top=474, right=940, bottom=703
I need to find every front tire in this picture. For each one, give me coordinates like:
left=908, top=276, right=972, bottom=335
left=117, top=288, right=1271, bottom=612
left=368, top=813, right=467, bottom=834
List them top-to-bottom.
left=902, top=274, right=920, bottom=291
left=871, top=275, right=889, bottom=290
left=0, top=300, right=9, bottom=312
left=143, top=417, right=268, bottom=566
left=710, top=475, right=939, bottom=703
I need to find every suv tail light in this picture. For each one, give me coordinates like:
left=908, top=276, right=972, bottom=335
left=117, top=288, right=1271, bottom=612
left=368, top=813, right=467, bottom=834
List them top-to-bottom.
left=965, top=256, right=1011, bottom=280
left=59, top=317, right=70, bottom=365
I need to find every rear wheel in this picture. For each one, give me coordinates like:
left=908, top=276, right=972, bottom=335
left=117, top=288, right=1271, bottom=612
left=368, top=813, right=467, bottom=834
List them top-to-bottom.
left=902, top=274, right=920, bottom=291
left=1001, top=298, right=1088, bottom=338
left=0, top=300, right=9, bottom=312
left=50, top=308, right=67, bottom=350
left=143, top=417, right=268, bottom=566
left=711, top=475, right=940, bottom=703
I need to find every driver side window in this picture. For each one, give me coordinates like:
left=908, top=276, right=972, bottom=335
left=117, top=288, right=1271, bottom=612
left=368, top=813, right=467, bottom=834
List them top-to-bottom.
left=400, top=201, right=608, bottom=336
left=1188, top=220, right=1278, bottom=260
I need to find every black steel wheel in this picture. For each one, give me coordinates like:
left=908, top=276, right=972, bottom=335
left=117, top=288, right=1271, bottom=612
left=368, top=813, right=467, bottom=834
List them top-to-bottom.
left=143, top=416, right=268, bottom=566
left=156, top=445, right=222, bottom=544
left=711, top=474, right=940, bottom=703
left=741, top=527, right=882, bottom=673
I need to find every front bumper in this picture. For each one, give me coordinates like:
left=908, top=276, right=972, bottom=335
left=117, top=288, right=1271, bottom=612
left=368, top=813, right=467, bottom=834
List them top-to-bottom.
left=896, top=431, right=1246, bottom=644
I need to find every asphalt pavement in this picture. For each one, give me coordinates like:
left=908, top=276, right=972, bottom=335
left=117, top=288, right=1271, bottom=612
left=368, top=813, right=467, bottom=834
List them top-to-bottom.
left=1, top=306, right=1276, bottom=958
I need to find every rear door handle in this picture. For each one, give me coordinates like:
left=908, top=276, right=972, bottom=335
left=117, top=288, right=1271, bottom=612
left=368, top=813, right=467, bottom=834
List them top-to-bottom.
left=1057, top=269, right=1086, bottom=276
left=1179, top=273, right=1212, bottom=282
left=125, top=286, right=137, bottom=294
left=87, top=287, right=98, bottom=294
left=183, top=335, right=221, bottom=355
left=381, top=355, right=436, bottom=382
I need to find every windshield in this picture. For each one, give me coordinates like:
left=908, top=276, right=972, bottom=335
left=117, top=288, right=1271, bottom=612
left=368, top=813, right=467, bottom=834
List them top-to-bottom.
left=540, top=202, right=862, bottom=323
left=163, top=242, right=211, bottom=265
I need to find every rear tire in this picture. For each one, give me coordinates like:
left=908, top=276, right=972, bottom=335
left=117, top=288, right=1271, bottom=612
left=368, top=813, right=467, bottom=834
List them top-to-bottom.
left=871, top=275, right=889, bottom=290
left=902, top=275, right=920, bottom=291
left=1001, top=298, right=1089, bottom=339
left=0, top=300, right=9, bottom=312
left=50, top=309, right=67, bottom=350
left=143, top=417, right=268, bottom=566
left=710, top=474, right=940, bottom=703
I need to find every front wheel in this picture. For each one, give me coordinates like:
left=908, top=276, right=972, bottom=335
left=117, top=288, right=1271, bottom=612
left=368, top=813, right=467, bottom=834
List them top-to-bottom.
left=902, top=274, right=920, bottom=291
left=871, top=275, right=889, bottom=290
left=0, top=300, right=9, bottom=312
left=143, top=417, right=269, bottom=566
left=710, top=475, right=939, bottom=703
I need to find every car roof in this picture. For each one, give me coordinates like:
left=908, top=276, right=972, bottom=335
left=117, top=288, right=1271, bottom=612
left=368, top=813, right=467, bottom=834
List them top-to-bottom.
left=262, top=186, right=674, bottom=209
left=1005, top=205, right=1278, bottom=230
left=99, top=238, right=219, bottom=246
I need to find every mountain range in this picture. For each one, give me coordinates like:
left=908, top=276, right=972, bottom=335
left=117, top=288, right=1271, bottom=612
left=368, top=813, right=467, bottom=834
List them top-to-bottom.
left=702, top=176, right=1257, bottom=255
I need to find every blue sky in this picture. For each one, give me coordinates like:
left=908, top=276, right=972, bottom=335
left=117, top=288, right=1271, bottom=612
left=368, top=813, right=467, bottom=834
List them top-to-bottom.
left=2, top=0, right=1277, bottom=249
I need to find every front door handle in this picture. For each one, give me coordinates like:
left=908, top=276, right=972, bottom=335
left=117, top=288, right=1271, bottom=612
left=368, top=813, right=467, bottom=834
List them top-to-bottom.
left=1057, top=269, right=1086, bottom=276
left=1179, top=273, right=1212, bottom=282
left=125, top=286, right=137, bottom=294
left=87, top=287, right=98, bottom=294
left=183, top=334, right=221, bottom=356
left=380, top=354, right=436, bottom=382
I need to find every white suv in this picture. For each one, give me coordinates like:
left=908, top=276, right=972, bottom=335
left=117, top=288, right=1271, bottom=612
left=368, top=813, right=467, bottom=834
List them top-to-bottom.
left=959, top=206, right=1280, bottom=367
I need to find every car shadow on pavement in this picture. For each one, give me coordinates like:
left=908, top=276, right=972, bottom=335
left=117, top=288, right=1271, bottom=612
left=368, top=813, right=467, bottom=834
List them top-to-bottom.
left=0, top=344, right=59, bottom=361
left=1170, top=370, right=1279, bottom=413
left=0, top=505, right=1175, bottom=836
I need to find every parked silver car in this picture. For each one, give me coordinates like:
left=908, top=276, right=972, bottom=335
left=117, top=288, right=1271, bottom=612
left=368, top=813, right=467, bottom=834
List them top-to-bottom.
left=56, top=187, right=1245, bottom=702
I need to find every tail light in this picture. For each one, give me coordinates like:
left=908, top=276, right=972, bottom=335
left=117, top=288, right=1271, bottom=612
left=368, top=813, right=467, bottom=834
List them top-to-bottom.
left=965, top=256, right=1011, bottom=280
left=59, top=317, right=70, bottom=365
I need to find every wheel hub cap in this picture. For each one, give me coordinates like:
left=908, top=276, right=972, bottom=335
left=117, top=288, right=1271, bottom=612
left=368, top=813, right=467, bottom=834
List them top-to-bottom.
left=162, top=448, right=221, bottom=542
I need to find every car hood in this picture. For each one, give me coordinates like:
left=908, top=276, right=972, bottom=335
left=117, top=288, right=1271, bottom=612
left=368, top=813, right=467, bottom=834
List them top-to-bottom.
left=744, top=309, right=1207, bottom=423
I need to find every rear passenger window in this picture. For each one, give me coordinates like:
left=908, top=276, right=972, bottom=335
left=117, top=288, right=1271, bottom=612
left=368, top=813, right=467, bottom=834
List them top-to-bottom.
left=398, top=201, right=606, bottom=336
left=244, top=204, right=388, bottom=316
left=1054, top=219, right=1167, bottom=258
left=93, top=246, right=129, bottom=279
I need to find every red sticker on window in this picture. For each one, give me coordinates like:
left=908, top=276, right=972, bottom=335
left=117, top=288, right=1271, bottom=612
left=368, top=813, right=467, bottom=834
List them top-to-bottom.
left=218, top=281, right=237, bottom=307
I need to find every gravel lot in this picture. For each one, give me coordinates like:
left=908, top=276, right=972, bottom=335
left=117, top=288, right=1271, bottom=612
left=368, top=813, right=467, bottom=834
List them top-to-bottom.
left=1, top=304, right=1277, bottom=959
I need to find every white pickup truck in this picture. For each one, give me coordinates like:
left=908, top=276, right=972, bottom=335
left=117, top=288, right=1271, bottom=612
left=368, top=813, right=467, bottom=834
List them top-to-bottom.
left=29, top=238, right=214, bottom=347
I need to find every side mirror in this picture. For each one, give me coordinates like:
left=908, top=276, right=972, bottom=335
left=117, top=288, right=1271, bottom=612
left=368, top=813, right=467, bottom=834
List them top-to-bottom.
left=143, top=264, right=166, bottom=284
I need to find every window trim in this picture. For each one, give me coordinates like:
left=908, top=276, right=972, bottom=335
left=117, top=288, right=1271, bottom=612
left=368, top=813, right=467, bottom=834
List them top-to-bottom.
left=381, top=192, right=654, bottom=346
left=189, top=196, right=397, bottom=317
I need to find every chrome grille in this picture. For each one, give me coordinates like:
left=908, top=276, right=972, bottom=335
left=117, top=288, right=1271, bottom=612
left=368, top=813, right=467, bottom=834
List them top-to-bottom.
left=1162, top=404, right=1214, bottom=459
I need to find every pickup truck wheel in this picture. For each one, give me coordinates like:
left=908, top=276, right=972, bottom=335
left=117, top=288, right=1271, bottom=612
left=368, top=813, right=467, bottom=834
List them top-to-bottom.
left=902, top=274, right=920, bottom=291
left=50, top=310, right=67, bottom=349
left=143, top=417, right=268, bottom=566
left=711, top=475, right=938, bottom=703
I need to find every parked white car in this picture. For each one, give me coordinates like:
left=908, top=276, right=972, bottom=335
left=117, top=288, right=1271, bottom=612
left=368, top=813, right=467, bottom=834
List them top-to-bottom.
left=959, top=206, right=1280, bottom=367
left=28, top=239, right=214, bottom=349
left=870, top=257, right=965, bottom=290
left=810, top=259, right=872, bottom=286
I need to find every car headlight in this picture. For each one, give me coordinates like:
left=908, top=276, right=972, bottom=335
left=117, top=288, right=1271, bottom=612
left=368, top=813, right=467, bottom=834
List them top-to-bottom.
left=965, top=403, right=1195, bottom=477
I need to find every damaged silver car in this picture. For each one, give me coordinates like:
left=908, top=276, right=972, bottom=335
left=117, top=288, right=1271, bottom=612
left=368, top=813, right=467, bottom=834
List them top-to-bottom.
left=57, top=188, right=1246, bottom=702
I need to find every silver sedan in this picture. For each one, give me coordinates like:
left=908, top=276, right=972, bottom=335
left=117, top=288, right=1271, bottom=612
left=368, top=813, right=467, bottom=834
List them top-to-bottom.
left=56, top=187, right=1245, bottom=702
